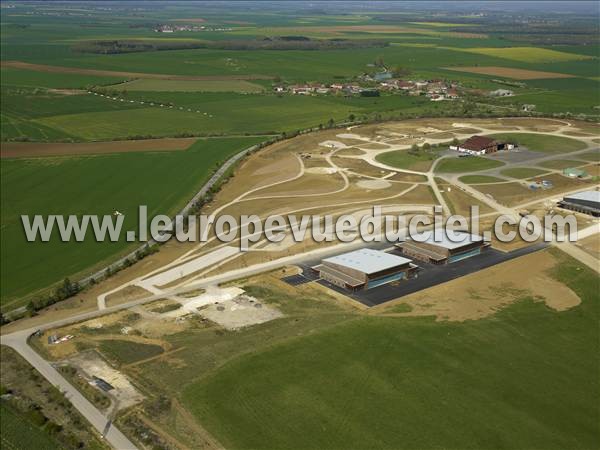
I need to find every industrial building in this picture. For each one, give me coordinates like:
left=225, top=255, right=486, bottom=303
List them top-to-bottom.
left=451, top=135, right=514, bottom=156
left=558, top=190, right=600, bottom=217
left=396, top=232, right=488, bottom=264
left=313, top=248, right=418, bottom=291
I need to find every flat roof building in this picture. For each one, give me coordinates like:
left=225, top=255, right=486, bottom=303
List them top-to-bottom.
left=558, top=190, right=600, bottom=217
left=396, top=232, right=488, bottom=264
left=313, top=249, right=417, bottom=291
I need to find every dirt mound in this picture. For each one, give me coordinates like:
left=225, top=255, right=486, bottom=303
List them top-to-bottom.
left=356, top=179, right=391, bottom=190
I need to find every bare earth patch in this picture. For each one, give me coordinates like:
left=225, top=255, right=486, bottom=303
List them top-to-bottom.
left=47, top=88, right=86, bottom=95
left=305, top=167, right=338, bottom=174
left=356, top=179, right=392, bottom=190
left=575, top=234, right=600, bottom=260
left=375, top=250, right=580, bottom=321
left=198, top=295, right=283, bottom=330
left=64, top=351, right=144, bottom=410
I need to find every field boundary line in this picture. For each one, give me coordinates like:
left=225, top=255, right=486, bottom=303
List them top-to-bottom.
left=2, top=61, right=274, bottom=81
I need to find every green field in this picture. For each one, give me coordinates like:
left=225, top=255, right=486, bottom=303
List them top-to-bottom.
left=448, top=46, right=594, bottom=63
left=1, top=67, right=124, bottom=89
left=106, top=79, right=265, bottom=93
left=3, top=89, right=431, bottom=141
left=487, top=133, right=587, bottom=155
left=0, top=136, right=264, bottom=307
left=375, top=148, right=439, bottom=171
left=577, top=151, right=600, bottom=162
left=436, top=156, right=505, bottom=173
left=500, top=167, right=549, bottom=179
left=459, top=174, right=505, bottom=184
left=183, top=250, right=600, bottom=450
left=99, top=340, right=163, bottom=364
left=0, top=402, right=62, bottom=450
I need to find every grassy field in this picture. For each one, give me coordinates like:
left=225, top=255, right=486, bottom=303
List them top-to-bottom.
left=448, top=46, right=593, bottom=63
left=1, top=67, right=124, bottom=89
left=106, top=79, right=265, bottom=93
left=3, top=89, right=430, bottom=141
left=487, top=133, right=587, bottom=154
left=0, top=136, right=263, bottom=307
left=375, top=149, right=439, bottom=171
left=577, top=151, right=600, bottom=162
left=436, top=156, right=504, bottom=173
left=538, top=159, right=589, bottom=170
left=500, top=167, right=549, bottom=179
left=459, top=174, right=505, bottom=184
left=183, top=250, right=600, bottom=450
left=99, top=340, right=163, bottom=364
left=0, top=402, right=62, bottom=450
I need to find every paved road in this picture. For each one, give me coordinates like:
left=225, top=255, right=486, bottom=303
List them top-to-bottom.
left=0, top=332, right=137, bottom=450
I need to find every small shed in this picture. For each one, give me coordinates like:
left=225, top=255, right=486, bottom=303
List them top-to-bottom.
left=563, top=168, right=587, bottom=178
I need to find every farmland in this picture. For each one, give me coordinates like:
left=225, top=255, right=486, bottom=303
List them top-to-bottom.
left=0, top=3, right=599, bottom=449
left=448, top=46, right=593, bottom=63
left=441, top=65, right=575, bottom=80
left=105, top=78, right=265, bottom=92
left=0, top=136, right=263, bottom=306
left=35, top=248, right=599, bottom=450
left=182, top=250, right=599, bottom=450
left=0, top=402, right=62, bottom=450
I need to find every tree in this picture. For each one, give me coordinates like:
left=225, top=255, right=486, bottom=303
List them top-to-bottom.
left=391, top=66, right=411, bottom=77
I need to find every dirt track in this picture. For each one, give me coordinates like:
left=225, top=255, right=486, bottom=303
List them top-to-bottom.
left=2, top=61, right=273, bottom=81
left=1, top=137, right=198, bottom=158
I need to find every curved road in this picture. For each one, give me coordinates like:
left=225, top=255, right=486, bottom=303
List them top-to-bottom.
left=0, top=330, right=137, bottom=449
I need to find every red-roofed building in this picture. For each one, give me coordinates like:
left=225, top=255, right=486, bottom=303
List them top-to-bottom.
left=457, top=136, right=501, bottom=155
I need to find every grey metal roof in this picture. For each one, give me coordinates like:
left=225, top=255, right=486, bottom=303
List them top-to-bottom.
left=564, top=190, right=600, bottom=205
left=411, top=231, right=484, bottom=250
left=323, top=249, right=412, bottom=275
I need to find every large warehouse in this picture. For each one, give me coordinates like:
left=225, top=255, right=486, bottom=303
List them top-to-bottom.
left=452, top=135, right=514, bottom=155
left=558, top=190, right=600, bottom=217
left=396, top=232, right=488, bottom=264
left=313, top=249, right=417, bottom=291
